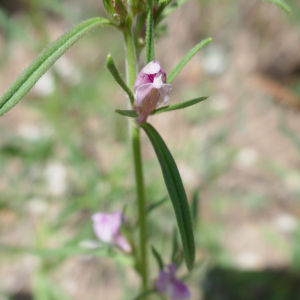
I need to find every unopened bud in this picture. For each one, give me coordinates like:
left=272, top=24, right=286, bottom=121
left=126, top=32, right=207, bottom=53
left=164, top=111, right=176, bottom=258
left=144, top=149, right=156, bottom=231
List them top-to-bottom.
left=103, top=0, right=128, bottom=25
left=129, top=0, right=147, bottom=14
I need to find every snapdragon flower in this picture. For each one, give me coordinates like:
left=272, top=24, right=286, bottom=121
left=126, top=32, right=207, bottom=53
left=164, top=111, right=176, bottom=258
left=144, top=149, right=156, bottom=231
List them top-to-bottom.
left=133, top=61, right=172, bottom=123
left=91, top=211, right=131, bottom=252
left=155, top=264, right=190, bottom=300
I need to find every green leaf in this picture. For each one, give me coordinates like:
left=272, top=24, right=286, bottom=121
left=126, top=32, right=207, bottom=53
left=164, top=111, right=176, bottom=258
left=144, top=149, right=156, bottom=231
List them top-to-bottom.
left=145, top=0, right=155, bottom=63
left=154, top=0, right=172, bottom=27
left=161, top=0, right=190, bottom=20
left=260, top=0, right=292, bottom=14
left=0, top=17, right=112, bottom=117
left=167, top=38, right=212, bottom=83
left=106, top=53, right=134, bottom=105
left=115, top=96, right=208, bottom=118
left=152, top=96, right=208, bottom=114
left=116, top=109, right=138, bottom=118
left=141, top=123, right=195, bottom=270
left=191, top=188, right=199, bottom=228
left=147, top=196, right=168, bottom=214
left=171, top=227, right=179, bottom=262
left=0, top=244, right=133, bottom=265
left=151, top=246, right=164, bottom=270
left=133, top=289, right=156, bottom=300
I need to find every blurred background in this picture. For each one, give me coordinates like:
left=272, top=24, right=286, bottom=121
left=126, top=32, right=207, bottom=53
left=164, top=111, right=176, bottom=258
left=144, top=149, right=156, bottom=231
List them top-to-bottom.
left=0, top=0, right=300, bottom=299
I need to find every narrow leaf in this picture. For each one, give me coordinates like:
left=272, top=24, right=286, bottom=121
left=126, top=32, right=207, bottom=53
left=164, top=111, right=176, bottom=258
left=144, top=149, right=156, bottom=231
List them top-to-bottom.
left=145, top=0, right=155, bottom=63
left=154, top=0, right=172, bottom=27
left=161, top=0, right=190, bottom=20
left=260, top=0, right=292, bottom=14
left=0, top=17, right=112, bottom=117
left=167, top=38, right=212, bottom=83
left=106, top=53, right=134, bottom=105
left=116, top=96, right=207, bottom=118
left=152, top=96, right=208, bottom=114
left=116, top=109, right=138, bottom=117
left=141, top=123, right=195, bottom=270
left=191, top=189, right=199, bottom=228
left=147, top=196, right=168, bottom=214
left=171, top=227, right=179, bottom=263
left=151, top=246, right=164, bottom=270
left=133, top=289, right=156, bottom=300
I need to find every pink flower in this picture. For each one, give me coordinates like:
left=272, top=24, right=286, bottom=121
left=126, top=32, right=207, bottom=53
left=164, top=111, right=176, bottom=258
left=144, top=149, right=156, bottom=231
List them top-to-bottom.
left=133, top=61, right=172, bottom=123
left=91, top=212, right=131, bottom=252
left=155, top=264, right=191, bottom=300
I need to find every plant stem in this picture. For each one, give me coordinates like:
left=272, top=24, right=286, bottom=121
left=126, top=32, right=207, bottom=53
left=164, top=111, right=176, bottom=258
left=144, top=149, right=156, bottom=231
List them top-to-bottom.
left=123, top=18, right=148, bottom=291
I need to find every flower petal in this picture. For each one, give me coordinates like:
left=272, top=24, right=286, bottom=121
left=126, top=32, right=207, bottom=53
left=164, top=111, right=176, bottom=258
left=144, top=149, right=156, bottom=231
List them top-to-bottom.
left=143, top=61, right=161, bottom=75
left=133, top=72, right=151, bottom=93
left=153, top=74, right=164, bottom=89
left=135, top=83, right=154, bottom=107
left=158, top=83, right=172, bottom=105
left=91, top=212, right=122, bottom=243
left=114, top=234, right=132, bottom=252
left=155, top=270, right=171, bottom=295
left=170, top=278, right=191, bottom=300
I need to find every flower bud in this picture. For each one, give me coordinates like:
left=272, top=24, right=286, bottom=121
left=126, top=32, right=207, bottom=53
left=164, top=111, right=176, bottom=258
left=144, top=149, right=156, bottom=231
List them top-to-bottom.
left=102, top=0, right=128, bottom=25
left=129, top=0, right=147, bottom=14
left=133, top=61, right=172, bottom=123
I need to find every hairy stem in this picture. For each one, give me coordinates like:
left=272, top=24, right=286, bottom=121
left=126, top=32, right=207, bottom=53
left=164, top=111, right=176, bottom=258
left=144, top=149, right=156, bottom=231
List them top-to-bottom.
left=123, top=18, right=148, bottom=291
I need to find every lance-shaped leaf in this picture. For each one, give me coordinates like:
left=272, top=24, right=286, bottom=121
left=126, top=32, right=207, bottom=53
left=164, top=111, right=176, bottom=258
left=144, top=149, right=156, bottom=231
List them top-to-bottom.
left=145, top=0, right=155, bottom=63
left=154, top=0, right=172, bottom=27
left=160, top=0, right=190, bottom=21
left=260, top=0, right=292, bottom=14
left=0, top=17, right=112, bottom=117
left=167, top=38, right=212, bottom=84
left=106, top=54, right=134, bottom=105
left=115, top=96, right=208, bottom=118
left=152, top=96, right=208, bottom=114
left=116, top=109, right=138, bottom=118
left=141, top=123, right=195, bottom=270
left=191, top=188, right=200, bottom=228
left=147, top=196, right=168, bottom=214
left=171, top=227, right=179, bottom=263
left=151, top=246, right=164, bottom=270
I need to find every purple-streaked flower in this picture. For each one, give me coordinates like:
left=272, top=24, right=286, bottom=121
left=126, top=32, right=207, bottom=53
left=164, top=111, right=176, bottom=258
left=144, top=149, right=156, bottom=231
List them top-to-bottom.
left=133, top=61, right=172, bottom=123
left=91, top=212, right=131, bottom=252
left=155, top=264, right=190, bottom=300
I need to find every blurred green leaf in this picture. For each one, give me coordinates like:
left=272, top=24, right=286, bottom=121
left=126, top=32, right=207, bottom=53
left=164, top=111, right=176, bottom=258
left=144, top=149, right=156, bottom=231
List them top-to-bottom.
left=154, top=0, right=172, bottom=26
left=161, top=0, right=190, bottom=20
left=260, top=0, right=292, bottom=14
left=0, top=17, right=112, bottom=117
left=167, top=38, right=212, bottom=83
left=106, top=53, right=134, bottom=105
left=141, top=123, right=195, bottom=270
left=192, top=189, right=199, bottom=228
left=147, top=196, right=168, bottom=214
left=171, top=227, right=179, bottom=262
left=0, top=245, right=133, bottom=265
left=151, top=246, right=164, bottom=270
left=133, top=289, right=156, bottom=300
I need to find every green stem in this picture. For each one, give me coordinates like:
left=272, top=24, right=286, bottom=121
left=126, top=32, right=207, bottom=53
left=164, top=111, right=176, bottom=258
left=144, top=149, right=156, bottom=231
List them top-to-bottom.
left=123, top=18, right=148, bottom=291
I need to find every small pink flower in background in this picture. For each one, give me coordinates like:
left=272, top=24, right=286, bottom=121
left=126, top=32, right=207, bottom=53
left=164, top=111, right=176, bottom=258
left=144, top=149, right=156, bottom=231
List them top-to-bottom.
left=133, top=61, right=172, bottom=123
left=91, top=212, right=131, bottom=252
left=155, top=264, right=190, bottom=300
